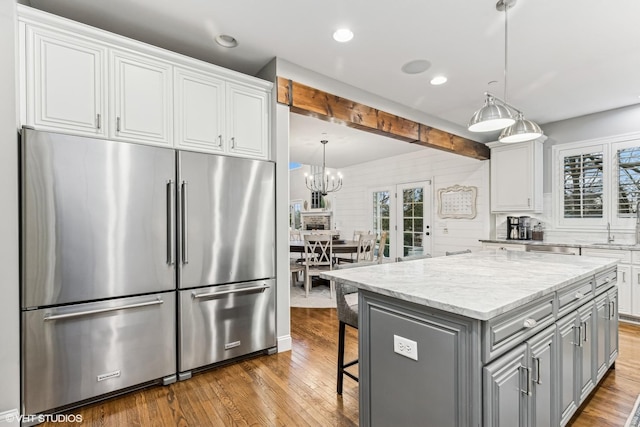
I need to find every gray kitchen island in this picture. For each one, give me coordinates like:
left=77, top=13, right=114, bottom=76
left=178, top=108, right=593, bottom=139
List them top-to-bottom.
left=321, top=250, right=619, bottom=427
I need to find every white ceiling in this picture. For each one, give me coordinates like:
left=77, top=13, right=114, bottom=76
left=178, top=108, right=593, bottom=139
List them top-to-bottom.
left=23, top=0, right=640, bottom=167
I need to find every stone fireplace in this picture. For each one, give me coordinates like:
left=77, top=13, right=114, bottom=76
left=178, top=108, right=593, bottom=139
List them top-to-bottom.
left=301, top=212, right=333, bottom=230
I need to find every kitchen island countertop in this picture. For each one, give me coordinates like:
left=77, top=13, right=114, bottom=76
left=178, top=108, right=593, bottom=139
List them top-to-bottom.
left=321, top=250, right=617, bottom=320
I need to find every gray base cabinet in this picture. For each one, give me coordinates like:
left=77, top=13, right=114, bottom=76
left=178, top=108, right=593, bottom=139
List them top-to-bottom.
left=359, top=267, right=617, bottom=427
left=360, top=292, right=481, bottom=427
left=484, top=325, right=556, bottom=427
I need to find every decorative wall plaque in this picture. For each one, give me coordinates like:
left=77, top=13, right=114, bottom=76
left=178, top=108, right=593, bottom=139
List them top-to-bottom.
left=437, top=185, right=477, bottom=219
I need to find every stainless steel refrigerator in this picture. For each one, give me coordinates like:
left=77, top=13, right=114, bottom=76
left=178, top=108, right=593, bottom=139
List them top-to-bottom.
left=20, top=128, right=276, bottom=414
left=176, top=151, right=276, bottom=375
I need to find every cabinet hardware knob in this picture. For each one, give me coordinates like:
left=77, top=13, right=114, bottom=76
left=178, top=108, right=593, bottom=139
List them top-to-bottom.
left=96, top=113, right=101, bottom=130
left=116, top=117, right=121, bottom=132
left=218, top=135, right=223, bottom=147
left=574, top=292, right=584, bottom=299
left=523, top=318, right=537, bottom=328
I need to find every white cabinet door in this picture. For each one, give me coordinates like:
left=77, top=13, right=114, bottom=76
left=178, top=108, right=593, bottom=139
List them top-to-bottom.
left=25, top=25, right=107, bottom=136
left=110, top=50, right=172, bottom=146
left=174, top=67, right=225, bottom=153
left=226, top=83, right=269, bottom=159
left=490, top=140, right=543, bottom=213
left=617, top=264, right=631, bottom=315
left=632, top=266, right=640, bottom=316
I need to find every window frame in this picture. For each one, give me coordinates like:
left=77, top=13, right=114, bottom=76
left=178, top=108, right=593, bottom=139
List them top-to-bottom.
left=553, top=132, right=640, bottom=231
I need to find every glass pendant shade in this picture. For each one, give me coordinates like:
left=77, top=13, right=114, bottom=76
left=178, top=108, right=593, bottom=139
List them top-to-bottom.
left=468, top=97, right=515, bottom=132
left=498, top=114, right=543, bottom=143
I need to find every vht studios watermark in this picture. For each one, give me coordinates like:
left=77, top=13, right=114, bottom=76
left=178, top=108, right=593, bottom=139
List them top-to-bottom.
left=4, top=413, right=83, bottom=423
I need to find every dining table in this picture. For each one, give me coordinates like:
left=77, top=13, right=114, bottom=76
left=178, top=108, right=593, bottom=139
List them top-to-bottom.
left=289, top=239, right=362, bottom=254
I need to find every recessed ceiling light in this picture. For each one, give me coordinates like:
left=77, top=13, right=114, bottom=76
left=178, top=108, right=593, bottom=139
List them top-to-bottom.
left=333, top=28, right=354, bottom=43
left=215, top=34, right=238, bottom=48
left=401, top=59, right=431, bottom=75
left=430, top=76, right=448, bottom=85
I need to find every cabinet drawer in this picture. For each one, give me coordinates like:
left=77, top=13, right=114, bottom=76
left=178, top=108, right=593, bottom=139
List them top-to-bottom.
left=482, top=242, right=526, bottom=252
left=581, top=248, right=631, bottom=263
left=595, top=268, right=616, bottom=294
left=557, top=278, right=594, bottom=317
left=484, top=295, right=555, bottom=361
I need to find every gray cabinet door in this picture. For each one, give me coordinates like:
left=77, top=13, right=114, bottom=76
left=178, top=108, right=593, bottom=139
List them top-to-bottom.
left=608, top=287, right=619, bottom=365
left=595, top=294, right=608, bottom=380
left=577, top=302, right=596, bottom=402
left=557, top=314, right=578, bottom=426
left=528, top=325, right=557, bottom=427
left=483, top=344, right=527, bottom=427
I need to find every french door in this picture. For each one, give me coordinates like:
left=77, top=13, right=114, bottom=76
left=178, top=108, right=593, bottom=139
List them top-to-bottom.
left=372, top=181, right=432, bottom=261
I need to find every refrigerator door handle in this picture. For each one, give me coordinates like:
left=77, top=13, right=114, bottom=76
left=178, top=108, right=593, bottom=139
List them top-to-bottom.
left=167, top=180, right=175, bottom=265
left=181, top=180, right=189, bottom=264
left=192, top=284, right=270, bottom=299
left=43, top=298, right=163, bottom=321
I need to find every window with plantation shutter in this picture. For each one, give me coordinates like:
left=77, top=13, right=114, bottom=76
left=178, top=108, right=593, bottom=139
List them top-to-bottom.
left=617, top=146, right=640, bottom=218
left=563, top=152, right=603, bottom=218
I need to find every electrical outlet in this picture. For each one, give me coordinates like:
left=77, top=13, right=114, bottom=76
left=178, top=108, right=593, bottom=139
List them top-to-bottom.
left=393, top=334, right=418, bottom=361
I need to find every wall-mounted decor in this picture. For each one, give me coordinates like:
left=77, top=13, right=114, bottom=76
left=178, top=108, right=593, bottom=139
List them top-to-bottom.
left=437, top=185, right=477, bottom=219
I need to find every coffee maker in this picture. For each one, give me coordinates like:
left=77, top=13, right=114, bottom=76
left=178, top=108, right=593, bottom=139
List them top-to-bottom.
left=507, top=216, right=519, bottom=240
left=519, top=216, right=532, bottom=240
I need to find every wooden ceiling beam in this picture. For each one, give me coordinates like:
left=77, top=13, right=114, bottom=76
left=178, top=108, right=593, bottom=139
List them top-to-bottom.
left=277, top=77, right=490, bottom=161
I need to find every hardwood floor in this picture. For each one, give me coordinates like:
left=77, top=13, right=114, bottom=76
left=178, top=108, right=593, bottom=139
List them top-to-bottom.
left=43, top=309, right=639, bottom=426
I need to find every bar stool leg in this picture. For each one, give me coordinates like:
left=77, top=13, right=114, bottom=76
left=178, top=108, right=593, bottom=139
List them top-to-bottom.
left=337, top=321, right=346, bottom=395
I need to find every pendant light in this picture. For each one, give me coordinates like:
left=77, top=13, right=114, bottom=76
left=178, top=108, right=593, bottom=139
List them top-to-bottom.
left=468, top=0, right=543, bottom=143
left=304, top=139, right=343, bottom=196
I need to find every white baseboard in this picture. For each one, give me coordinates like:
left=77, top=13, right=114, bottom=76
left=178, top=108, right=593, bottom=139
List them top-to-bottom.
left=277, top=334, right=292, bottom=352
left=0, top=409, right=19, bottom=424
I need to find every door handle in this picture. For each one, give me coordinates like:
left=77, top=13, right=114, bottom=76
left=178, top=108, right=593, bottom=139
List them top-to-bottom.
left=96, top=113, right=101, bottom=130
left=116, top=116, right=121, bottom=132
left=218, top=134, right=223, bottom=147
left=231, top=137, right=235, bottom=148
left=167, top=180, right=175, bottom=265
left=181, top=180, right=189, bottom=264
left=192, top=284, right=270, bottom=299
left=43, top=298, right=163, bottom=321
left=610, top=301, right=616, bottom=319
left=582, top=321, right=588, bottom=343
left=573, top=325, right=583, bottom=347
left=533, top=357, right=542, bottom=385
left=519, top=366, right=532, bottom=396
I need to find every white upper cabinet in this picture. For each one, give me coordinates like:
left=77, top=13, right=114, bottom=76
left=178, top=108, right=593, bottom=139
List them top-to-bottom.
left=19, top=6, right=272, bottom=159
left=24, top=24, right=107, bottom=137
left=110, top=50, right=173, bottom=147
left=174, top=67, right=225, bottom=153
left=226, top=83, right=270, bottom=159
left=490, top=139, right=544, bottom=213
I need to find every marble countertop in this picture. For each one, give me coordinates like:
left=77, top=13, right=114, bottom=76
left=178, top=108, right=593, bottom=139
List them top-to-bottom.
left=481, top=239, right=640, bottom=251
left=320, top=250, right=617, bottom=321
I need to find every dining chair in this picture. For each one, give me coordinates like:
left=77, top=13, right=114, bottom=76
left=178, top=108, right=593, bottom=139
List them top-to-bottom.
left=289, top=229, right=303, bottom=241
left=352, top=230, right=370, bottom=240
left=375, top=231, right=388, bottom=264
left=356, top=233, right=377, bottom=262
left=303, top=234, right=334, bottom=298
left=445, top=249, right=472, bottom=256
left=397, top=253, right=432, bottom=262
left=290, top=261, right=304, bottom=286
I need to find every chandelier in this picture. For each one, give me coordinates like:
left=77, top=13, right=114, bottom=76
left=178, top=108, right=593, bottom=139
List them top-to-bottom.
left=467, top=0, right=543, bottom=143
left=304, top=139, right=343, bottom=196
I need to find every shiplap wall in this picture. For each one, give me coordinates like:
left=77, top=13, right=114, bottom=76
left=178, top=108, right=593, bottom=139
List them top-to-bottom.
left=291, top=146, right=490, bottom=257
